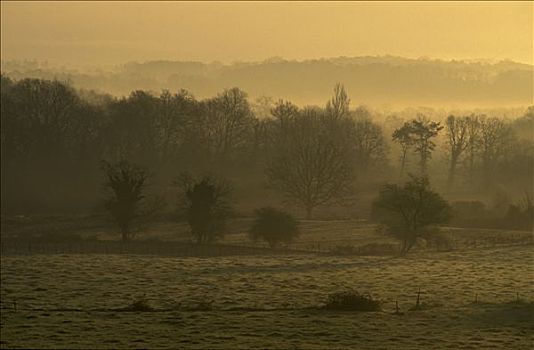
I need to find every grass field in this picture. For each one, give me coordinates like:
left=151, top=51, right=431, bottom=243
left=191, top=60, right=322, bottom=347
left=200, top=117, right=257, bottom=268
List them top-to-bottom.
left=1, top=239, right=533, bottom=349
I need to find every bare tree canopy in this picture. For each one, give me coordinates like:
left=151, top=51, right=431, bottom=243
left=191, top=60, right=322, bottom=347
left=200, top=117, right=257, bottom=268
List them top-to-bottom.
left=326, top=83, right=350, bottom=119
left=267, top=106, right=356, bottom=219
left=445, top=115, right=471, bottom=190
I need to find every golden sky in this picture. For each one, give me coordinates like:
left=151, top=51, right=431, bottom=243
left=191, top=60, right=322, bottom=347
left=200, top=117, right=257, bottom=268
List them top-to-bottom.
left=1, top=1, right=532, bottom=65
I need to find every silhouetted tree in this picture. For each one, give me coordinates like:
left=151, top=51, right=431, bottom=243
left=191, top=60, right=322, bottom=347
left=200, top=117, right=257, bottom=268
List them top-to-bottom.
left=326, top=83, right=350, bottom=119
left=203, top=87, right=254, bottom=162
left=154, top=89, right=193, bottom=163
left=271, top=99, right=299, bottom=124
left=267, top=107, right=355, bottom=219
left=445, top=115, right=470, bottom=190
left=464, top=115, right=481, bottom=183
left=352, top=116, right=387, bottom=173
left=392, top=116, right=442, bottom=176
left=409, top=116, right=443, bottom=174
left=478, top=116, right=512, bottom=187
left=392, top=124, right=414, bottom=177
left=102, top=160, right=149, bottom=241
left=176, top=174, right=232, bottom=244
left=372, top=176, right=451, bottom=255
left=249, top=207, right=299, bottom=248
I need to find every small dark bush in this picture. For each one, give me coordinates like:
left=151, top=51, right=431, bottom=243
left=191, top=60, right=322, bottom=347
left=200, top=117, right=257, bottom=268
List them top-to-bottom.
left=249, top=207, right=299, bottom=249
left=324, top=291, right=381, bottom=311
left=122, top=295, right=154, bottom=312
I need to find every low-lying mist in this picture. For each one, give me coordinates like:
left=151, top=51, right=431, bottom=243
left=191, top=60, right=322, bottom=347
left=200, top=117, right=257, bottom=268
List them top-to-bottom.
left=2, top=56, right=532, bottom=108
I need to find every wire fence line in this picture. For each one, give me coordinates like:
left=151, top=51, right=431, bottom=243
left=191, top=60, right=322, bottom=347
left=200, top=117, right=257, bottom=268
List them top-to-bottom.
left=1, top=233, right=532, bottom=257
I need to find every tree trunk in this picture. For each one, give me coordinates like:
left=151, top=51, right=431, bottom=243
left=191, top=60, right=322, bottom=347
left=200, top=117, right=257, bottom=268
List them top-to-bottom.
left=468, top=147, right=475, bottom=184
left=399, top=148, right=407, bottom=177
left=420, top=152, right=428, bottom=175
left=447, top=155, right=458, bottom=191
left=305, top=206, right=313, bottom=220
left=120, top=224, right=130, bottom=242
left=400, top=240, right=407, bottom=256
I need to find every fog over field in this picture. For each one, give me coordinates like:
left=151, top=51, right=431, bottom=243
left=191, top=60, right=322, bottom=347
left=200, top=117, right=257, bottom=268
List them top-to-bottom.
left=1, top=2, right=533, bottom=350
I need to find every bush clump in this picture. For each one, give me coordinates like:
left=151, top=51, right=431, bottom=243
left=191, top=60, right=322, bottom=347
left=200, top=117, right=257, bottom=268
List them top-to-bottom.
left=249, top=207, right=299, bottom=249
left=324, top=291, right=381, bottom=311
left=122, top=295, right=154, bottom=312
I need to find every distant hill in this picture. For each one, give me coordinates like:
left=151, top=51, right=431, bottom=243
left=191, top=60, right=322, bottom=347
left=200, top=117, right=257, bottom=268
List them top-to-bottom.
left=2, top=56, right=532, bottom=107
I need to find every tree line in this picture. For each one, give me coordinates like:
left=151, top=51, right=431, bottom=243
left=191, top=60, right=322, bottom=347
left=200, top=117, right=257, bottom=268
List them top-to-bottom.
left=1, top=75, right=532, bottom=227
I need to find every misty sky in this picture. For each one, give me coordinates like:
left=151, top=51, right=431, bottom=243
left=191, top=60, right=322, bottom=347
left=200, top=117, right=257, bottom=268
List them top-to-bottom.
left=1, top=1, right=533, bottom=66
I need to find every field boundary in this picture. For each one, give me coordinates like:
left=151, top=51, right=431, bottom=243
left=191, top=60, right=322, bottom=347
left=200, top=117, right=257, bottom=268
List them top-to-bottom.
left=0, top=239, right=315, bottom=257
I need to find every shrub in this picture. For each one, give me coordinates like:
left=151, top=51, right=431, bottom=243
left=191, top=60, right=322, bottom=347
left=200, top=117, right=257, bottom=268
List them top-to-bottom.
left=101, top=160, right=149, bottom=241
left=175, top=173, right=232, bottom=244
left=372, top=176, right=451, bottom=255
left=249, top=207, right=299, bottom=249
left=324, top=291, right=381, bottom=311
left=122, top=295, right=154, bottom=312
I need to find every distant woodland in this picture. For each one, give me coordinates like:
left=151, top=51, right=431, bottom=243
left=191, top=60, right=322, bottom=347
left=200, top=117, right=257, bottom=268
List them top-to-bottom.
left=2, top=56, right=532, bottom=107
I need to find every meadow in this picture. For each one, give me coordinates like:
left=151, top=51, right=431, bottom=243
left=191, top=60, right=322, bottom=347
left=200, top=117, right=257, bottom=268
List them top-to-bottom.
left=1, top=218, right=533, bottom=349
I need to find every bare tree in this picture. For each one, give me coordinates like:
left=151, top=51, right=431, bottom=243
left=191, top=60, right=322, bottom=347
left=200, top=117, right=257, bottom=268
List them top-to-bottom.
left=4, top=78, right=81, bottom=159
left=326, top=83, right=350, bottom=119
left=203, top=87, right=254, bottom=161
left=154, top=89, right=194, bottom=164
left=269, top=99, right=299, bottom=140
left=271, top=99, right=299, bottom=123
left=267, top=107, right=355, bottom=219
left=465, top=114, right=481, bottom=183
left=445, top=115, right=470, bottom=190
left=352, top=116, right=387, bottom=174
left=478, top=116, right=512, bottom=187
left=392, top=124, right=413, bottom=177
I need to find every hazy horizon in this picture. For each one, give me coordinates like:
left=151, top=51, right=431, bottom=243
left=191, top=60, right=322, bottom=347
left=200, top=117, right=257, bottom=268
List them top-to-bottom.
left=1, top=2, right=532, bottom=66
left=2, top=54, right=533, bottom=70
